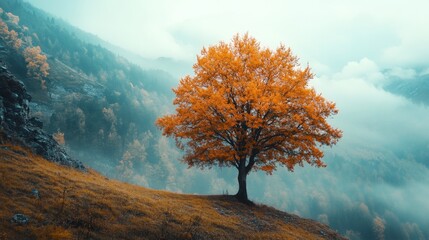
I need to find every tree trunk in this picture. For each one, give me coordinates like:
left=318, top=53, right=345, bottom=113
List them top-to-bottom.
left=236, top=164, right=249, bottom=203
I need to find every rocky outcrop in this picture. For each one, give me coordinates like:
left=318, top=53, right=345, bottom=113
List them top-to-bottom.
left=0, top=64, right=85, bottom=170
left=11, top=214, right=30, bottom=225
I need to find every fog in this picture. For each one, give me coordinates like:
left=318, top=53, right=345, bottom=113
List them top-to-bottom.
left=26, top=0, right=429, bottom=70
left=23, top=1, right=429, bottom=239
left=99, top=57, right=429, bottom=239
left=130, top=59, right=429, bottom=239
left=261, top=59, right=429, bottom=239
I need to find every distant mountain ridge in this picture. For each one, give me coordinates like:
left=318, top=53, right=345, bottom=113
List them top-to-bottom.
left=384, top=73, right=429, bottom=105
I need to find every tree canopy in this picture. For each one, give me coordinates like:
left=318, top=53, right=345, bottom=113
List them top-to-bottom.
left=157, top=34, right=342, bottom=202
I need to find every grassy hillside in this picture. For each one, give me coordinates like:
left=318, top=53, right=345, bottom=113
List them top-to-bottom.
left=0, top=143, right=345, bottom=240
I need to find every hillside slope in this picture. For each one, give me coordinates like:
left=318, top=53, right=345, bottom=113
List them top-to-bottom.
left=0, top=0, right=180, bottom=185
left=0, top=66, right=84, bottom=170
left=0, top=144, right=345, bottom=240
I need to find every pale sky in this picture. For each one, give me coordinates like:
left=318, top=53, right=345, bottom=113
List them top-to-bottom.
left=26, top=0, right=429, bottom=75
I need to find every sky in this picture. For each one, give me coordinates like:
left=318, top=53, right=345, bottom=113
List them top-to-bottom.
left=26, top=0, right=429, bottom=75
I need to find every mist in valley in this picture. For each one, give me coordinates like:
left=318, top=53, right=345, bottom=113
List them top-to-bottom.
left=66, top=45, right=429, bottom=240
left=70, top=59, right=428, bottom=239
left=108, top=59, right=429, bottom=240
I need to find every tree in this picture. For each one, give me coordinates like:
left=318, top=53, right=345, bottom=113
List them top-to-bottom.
left=0, top=18, right=22, bottom=51
left=156, top=34, right=342, bottom=203
left=23, top=46, right=49, bottom=89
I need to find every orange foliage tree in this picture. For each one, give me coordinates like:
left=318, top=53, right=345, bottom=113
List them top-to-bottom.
left=1, top=9, right=48, bottom=89
left=0, top=18, right=22, bottom=51
left=156, top=34, right=342, bottom=203
left=23, top=46, right=49, bottom=89
left=53, top=130, right=65, bottom=145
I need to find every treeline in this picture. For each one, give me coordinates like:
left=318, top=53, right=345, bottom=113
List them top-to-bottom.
left=0, top=0, right=177, bottom=185
left=1, top=0, right=176, bottom=95
left=0, top=7, right=49, bottom=88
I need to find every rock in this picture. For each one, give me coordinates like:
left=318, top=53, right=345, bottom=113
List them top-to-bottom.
left=0, top=66, right=85, bottom=170
left=0, top=96, right=4, bottom=124
left=29, top=117, right=43, bottom=128
left=32, top=189, right=40, bottom=199
left=11, top=214, right=29, bottom=225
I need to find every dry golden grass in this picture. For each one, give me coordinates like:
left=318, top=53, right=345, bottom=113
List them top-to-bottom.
left=0, top=144, right=346, bottom=240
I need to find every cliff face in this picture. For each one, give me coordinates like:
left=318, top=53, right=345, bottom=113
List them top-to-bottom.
left=0, top=64, right=84, bottom=170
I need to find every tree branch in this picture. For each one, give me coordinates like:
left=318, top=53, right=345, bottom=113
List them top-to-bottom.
left=245, top=152, right=257, bottom=174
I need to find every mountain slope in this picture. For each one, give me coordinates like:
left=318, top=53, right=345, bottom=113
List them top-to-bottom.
left=0, top=0, right=179, bottom=184
left=0, top=60, right=84, bottom=170
left=384, top=73, right=429, bottom=106
left=0, top=144, right=345, bottom=240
